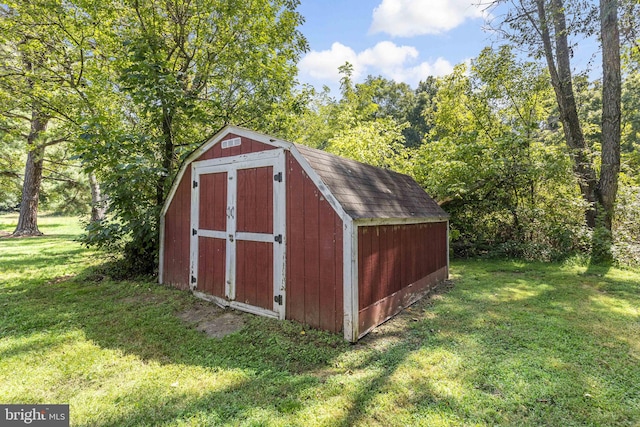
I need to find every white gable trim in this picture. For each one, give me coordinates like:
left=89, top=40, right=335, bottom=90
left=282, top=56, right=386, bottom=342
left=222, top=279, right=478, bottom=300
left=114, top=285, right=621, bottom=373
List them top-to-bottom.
left=161, top=125, right=290, bottom=218
left=159, top=126, right=357, bottom=300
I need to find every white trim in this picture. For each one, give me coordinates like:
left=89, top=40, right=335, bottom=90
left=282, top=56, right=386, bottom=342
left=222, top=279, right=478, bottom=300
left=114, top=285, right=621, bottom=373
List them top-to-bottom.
left=161, top=125, right=292, bottom=218
left=190, top=148, right=286, bottom=319
left=192, top=149, right=282, bottom=171
left=273, top=149, right=286, bottom=319
left=189, top=165, right=200, bottom=291
left=226, top=167, right=237, bottom=300
left=158, top=214, right=165, bottom=284
left=353, top=216, right=450, bottom=227
left=343, top=219, right=359, bottom=342
left=198, top=229, right=226, bottom=239
left=235, top=232, right=273, bottom=243
left=191, top=291, right=279, bottom=319
left=192, top=291, right=278, bottom=319
left=193, top=291, right=229, bottom=309
left=230, top=301, right=279, bottom=319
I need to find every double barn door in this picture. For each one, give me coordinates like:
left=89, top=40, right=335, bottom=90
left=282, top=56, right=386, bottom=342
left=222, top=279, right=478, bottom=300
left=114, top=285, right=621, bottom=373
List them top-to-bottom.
left=190, top=149, right=286, bottom=319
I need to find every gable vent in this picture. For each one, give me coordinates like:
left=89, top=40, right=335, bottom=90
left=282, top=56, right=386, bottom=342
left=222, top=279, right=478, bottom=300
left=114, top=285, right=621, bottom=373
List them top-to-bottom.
left=221, top=137, right=241, bottom=149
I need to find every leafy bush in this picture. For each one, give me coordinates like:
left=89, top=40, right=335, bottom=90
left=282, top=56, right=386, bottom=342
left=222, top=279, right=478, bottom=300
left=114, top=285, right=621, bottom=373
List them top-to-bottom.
left=613, top=183, right=640, bottom=267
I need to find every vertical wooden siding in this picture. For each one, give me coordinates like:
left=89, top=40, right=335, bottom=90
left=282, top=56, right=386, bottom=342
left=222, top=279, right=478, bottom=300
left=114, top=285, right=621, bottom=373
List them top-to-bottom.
left=286, top=152, right=344, bottom=333
left=236, top=166, right=273, bottom=234
left=163, top=168, right=192, bottom=289
left=196, top=170, right=228, bottom=298
left=198, top=172, right=227, bottom=232
left=358, top=222, right=448, bottom=311
left=198, top=236, right=226, bottom=297
left=236, top=241, right=273, bottom=308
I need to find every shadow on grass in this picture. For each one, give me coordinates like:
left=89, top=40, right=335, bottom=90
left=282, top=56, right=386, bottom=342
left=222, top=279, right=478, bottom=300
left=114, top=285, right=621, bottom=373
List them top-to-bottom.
left=1, top=258, right=639, bottom=426
left=584, top=259, right=614, bottom=277
left=420, top=260, right=640, bottom=425
left=0, top=262, right=447, bottom=425
left=0, top=267, right=352, bottom=424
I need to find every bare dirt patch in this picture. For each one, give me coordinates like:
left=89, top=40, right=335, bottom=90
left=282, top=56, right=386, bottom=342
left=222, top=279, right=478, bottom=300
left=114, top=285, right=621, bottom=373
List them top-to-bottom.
left=177, top=301, right=246, bottom=338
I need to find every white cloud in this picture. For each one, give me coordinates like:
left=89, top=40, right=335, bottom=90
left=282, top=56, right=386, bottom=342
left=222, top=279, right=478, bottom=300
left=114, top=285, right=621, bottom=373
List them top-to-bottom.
left=370, top=0, right=485, bottom=37
left=299, top=41, right=454, bottom=90
left=358, top=41, right=418, bottom=70
left=298, top=42, right=361, bottom=81
left=387, top=57, right=454, bottom=83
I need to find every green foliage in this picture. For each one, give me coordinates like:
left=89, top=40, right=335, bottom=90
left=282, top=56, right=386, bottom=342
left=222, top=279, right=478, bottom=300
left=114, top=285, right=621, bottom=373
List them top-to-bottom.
left=0, top=0, right=114, bottom=222
left=72, top=0, right=308, bottom=275
left=288, top=46, right=640, bottom=267
left=415, top=48, right=589, bottom=260
left=290, top=64, right=412, bottom=173
left=327, top=114, right=410, bottom=172
left=79, top=132, right=163, bottom=274
left=0, top=133, right=23, bottom=212
left=613, top=175, right=640, bottom=267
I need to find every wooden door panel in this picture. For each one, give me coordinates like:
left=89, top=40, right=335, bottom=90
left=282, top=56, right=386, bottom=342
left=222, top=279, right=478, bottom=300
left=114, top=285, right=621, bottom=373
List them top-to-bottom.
left=192, top=150, right=284, bottom=318
left=236, top=166, right=273, bottom=234
left=199, top=172, right=227, bottom=231
left=197, top=236, right=226, bottom=298
left=235, top=240, right=273, bottom=309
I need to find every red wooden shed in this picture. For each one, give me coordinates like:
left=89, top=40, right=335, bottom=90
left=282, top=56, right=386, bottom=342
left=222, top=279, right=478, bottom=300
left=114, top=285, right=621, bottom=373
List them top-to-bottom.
left=160, top=126, right=449, bottom=341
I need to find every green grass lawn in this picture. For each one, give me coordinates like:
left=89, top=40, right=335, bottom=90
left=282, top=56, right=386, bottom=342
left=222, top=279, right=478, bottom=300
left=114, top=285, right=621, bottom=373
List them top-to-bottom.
left=1, top=214, right=639, bottom=426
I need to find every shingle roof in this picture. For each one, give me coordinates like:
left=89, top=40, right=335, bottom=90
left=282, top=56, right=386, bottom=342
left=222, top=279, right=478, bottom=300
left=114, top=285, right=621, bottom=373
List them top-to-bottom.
left=295, top=144, right=448, bottom=221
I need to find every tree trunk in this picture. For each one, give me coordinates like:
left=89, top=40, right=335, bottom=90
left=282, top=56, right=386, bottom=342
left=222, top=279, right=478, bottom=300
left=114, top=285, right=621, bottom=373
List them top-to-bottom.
left=535, top=0, right=599, bottom=227
left=589, top=0, right=622, bottom=262
left=598, top=0, right=621, bottom=231
left=157, top=106, right=174, bottom=207
left=13, top=112, right=48, bottom=237
left=89, top=171, right=106, bottom=222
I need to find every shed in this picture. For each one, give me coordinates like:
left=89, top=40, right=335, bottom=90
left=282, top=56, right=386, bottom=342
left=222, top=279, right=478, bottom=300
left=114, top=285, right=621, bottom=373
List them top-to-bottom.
left=160, top=126, right=449, bottom=341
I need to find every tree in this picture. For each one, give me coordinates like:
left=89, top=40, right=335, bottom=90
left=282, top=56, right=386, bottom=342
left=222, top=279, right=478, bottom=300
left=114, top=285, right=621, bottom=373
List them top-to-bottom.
left=0, top=0, right=105, bottom=234
left=78, top=0, right=308, bottom=274
left=494, top=0, right=622, bottom=260
left=415, top=49, right=586, bottom=259
left=293, top=64, right=411, bottom=172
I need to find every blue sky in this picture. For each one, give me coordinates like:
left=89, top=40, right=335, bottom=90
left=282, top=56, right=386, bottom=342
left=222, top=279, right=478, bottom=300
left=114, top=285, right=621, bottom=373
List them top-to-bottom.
left=296, top=0, right=496, bottom=93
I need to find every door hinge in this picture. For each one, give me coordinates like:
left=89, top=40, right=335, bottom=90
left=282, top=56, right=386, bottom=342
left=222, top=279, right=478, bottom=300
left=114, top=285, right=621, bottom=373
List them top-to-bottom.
left=274, top=172, right=282, bottom=182
left=192, top=180, right=198, bottom=188
left=192, top=228, right=197, bottom=236
left=274, top=234, right=282, bottom=244
left=191, top=275, right=196, bottom=284
left=274, top=295, right=283, bottom=305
